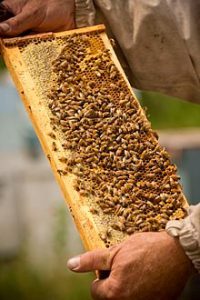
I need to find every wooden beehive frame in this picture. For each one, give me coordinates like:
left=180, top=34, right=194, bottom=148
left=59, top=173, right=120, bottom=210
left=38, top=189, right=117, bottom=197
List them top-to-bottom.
left=0, top=25, right=188, bottom=251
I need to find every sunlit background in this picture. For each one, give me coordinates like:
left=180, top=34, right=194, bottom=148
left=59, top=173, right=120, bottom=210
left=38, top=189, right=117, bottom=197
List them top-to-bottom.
left=0, top=56, right=200, bottom=300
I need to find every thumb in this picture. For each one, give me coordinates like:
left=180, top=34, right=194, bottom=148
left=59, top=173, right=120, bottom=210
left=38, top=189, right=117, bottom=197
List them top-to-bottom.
left=0, top=10, right=37, bottom=36
left=67, top=249, right=112, bottom=273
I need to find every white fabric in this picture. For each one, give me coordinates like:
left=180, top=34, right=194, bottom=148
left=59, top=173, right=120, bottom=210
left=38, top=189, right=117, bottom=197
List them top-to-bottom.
left=75, top=0, right=200, bottom=103
left=75, top=0, right=96, bottom=28
left=166, top=204, right=200, bottom=273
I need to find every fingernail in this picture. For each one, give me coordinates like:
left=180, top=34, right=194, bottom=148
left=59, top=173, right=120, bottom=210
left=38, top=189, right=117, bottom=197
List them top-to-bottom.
left=0, top=23, right=10, bottom=32
left=67, top=256, right=80, bottom=271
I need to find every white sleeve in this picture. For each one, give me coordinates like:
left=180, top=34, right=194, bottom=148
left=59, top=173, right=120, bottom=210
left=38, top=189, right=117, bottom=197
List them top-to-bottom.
left=75, top=0, right=96, bottom=28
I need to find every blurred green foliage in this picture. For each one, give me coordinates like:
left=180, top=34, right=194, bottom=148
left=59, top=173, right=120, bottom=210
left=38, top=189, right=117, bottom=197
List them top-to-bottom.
left=141, top=91, right=200, bottom=129
left=0, top=204, right=92, bottom=300
left=0, top=258, right=92, bottom=300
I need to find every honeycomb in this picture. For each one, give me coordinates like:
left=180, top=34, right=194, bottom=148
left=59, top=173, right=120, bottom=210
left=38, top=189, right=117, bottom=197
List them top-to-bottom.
left=1, top=26, right=187, bottom=249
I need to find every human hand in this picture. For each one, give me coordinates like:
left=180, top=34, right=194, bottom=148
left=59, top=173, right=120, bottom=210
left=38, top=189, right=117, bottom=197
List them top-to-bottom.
left=0, top=0, right=75, bottom=36
left=67, top=232, right=192, bottom=300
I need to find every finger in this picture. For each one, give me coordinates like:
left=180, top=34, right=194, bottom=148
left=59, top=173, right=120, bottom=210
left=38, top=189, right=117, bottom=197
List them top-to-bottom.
left=0, top=9, right=37, bottom=36
left=67, top=249, right=112, bottom=273
left=91, top=278, right=114, bottom=300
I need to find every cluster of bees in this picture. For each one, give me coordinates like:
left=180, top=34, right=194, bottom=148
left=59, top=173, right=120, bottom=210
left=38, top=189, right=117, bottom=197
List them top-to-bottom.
left=47, top=33, right=186, bottom=240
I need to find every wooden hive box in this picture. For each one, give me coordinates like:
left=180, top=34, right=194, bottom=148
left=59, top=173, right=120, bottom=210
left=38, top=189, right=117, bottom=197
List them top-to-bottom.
left=0, top=25, right=188, bottom=251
